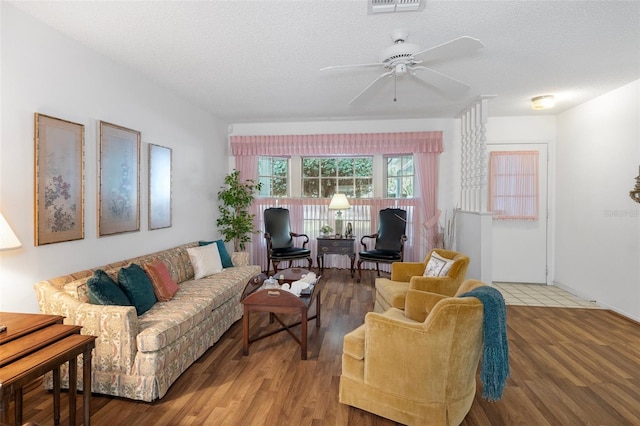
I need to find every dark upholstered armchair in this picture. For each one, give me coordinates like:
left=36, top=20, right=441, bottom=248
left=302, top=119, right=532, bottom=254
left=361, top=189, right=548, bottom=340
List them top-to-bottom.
left=263, top=207, right=313, bottom=275
left=357, top=208, right=407, bottom=282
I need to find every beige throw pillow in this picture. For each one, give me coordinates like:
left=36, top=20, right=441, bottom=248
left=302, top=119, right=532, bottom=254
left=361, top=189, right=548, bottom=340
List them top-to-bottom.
left=187, top=244, right=223, bottom=279
left=423, top=252, right=455, bottom=277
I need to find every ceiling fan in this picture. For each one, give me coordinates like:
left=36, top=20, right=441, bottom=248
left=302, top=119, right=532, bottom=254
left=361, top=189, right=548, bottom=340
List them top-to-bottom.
left=320, top=29, right=484, bottom=104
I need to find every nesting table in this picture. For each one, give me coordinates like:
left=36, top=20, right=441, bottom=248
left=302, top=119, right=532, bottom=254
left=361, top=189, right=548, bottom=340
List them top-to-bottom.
left=0, top=312, right=96, bottom=426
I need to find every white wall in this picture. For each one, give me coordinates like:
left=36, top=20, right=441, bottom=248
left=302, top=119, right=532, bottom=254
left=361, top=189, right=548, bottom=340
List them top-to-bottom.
left=0, top=4, right=226, bottom=313
left=555, top=80, right=640, bottom=321
left=456, top=211, right=493, bottom=283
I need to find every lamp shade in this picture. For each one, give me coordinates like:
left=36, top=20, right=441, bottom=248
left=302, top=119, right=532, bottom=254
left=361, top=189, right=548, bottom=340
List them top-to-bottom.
left=328, top=193, right=351, bottom=210
left=0, top=212, right=21, bottom=251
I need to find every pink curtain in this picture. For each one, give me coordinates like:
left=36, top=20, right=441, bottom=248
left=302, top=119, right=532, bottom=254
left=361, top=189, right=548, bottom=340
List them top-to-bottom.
left=231, top=131, right=442, bottom=155
left=232, top=131, right=442, bottom=270
left=489, top=151, right=539, bottom=220
left=415, top=152, right=440, bottom=253
left=233, top=157, right=260, bottom=256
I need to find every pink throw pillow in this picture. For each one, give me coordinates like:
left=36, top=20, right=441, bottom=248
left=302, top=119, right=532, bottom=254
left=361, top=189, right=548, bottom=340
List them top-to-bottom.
left=143, top=260, right=179, bottom=302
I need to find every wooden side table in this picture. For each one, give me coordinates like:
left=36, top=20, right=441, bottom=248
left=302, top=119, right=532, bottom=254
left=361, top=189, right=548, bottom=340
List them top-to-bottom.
left=317, top=236, right=355, bottom=278
left=0, top=312, right=96, bottom=426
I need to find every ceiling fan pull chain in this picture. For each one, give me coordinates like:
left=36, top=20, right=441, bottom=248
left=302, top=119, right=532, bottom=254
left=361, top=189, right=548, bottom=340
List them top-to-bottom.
left=393, top=73, right=397, bottom=102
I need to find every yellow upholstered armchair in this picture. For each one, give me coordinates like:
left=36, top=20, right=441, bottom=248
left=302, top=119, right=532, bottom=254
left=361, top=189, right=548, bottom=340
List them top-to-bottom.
left=374, top=249, right=469, bottom=313
left=339, top=279, right=487, bottom=425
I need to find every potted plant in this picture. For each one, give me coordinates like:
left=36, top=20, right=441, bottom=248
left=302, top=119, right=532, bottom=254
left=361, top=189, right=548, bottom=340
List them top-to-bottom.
left=216, top=170, right=262, bottom=252
left=320, top=224, right=333, bottom=236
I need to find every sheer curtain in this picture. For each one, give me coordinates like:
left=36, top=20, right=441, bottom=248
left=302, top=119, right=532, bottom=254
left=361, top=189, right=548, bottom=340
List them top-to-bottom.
left=231, top=131, right=442, bottom=271
left=415, top=151, right=441, bottom=254
left=488, top=151, right=539, bottom=220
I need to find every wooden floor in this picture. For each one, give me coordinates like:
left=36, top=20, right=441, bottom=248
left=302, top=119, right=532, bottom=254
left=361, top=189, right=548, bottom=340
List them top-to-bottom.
left=19, top=269, right=640, bottom=425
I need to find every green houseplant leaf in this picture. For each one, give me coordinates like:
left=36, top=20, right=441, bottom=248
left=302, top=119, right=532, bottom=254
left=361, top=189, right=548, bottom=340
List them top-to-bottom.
left=216, top=170, right=262, bottom=252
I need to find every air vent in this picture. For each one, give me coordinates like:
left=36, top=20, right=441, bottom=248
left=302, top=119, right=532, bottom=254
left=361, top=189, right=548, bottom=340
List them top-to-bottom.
left=370, top=0, right=422, bottom=13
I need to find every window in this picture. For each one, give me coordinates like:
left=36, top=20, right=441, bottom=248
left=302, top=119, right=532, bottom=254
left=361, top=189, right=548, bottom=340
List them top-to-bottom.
left=489, top=151, right=539, bottom=219
left=386, top=155, right=414, bottom=198
left=258, top=156, right=288, bottom=197
left=302, top=157, right=373, bottom=198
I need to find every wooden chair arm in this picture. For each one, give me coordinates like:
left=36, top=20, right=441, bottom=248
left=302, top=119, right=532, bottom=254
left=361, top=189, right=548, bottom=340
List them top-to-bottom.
left=290, top=232, right=310, bottom=247
left=359, top=234, right=378, bottom=250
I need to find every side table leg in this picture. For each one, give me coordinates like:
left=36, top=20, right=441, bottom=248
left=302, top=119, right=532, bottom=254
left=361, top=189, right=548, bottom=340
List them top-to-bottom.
left=349, top=254, right=355, bottom=278
left=316, top=292, right=322, bottom=328
left=242, top=306, right=250, bottom=356
left=300, top=308, right=308, bottom=360
left=83, top=348, right=93, bottom=426
left=69, top=358, right=77, bottom=426
left=53, top=366, right=61, bottom=425
left=13, top=389, right=23, bottom=426
left=0, top=396, right=10, bottom=426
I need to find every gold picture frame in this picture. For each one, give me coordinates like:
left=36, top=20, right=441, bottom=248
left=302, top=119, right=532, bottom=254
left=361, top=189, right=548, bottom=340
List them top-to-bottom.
left=34, top=113, right=85, bottom=246
left=98, top=121, right=140, bottom=236
left=148, top=143, right=172, bottom=230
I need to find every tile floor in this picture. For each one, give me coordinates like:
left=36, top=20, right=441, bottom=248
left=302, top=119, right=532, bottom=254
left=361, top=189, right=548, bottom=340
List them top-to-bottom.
left=493, top=282, right=600, bottom=308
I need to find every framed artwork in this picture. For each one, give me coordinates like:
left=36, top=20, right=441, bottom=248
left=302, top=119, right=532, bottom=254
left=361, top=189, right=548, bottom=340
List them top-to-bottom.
left=34, top=113, right=85, bottom=246
left=98, top=121, right=140, bottom=236
left=148, top=143, right=172, bottom=230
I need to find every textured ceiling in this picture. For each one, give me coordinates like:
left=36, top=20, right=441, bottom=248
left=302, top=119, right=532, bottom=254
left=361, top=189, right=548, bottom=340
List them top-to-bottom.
left=9, top=1, right=640, bottom=123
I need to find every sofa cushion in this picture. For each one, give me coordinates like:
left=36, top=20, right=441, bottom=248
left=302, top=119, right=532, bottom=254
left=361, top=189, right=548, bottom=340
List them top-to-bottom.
left=199, top=240, right=233, bottom=268
left=187, top=244, right=223, bottom=279
left=423, top=252, right=454, bottom=277
left=143, top=260, right=179, bottom=302
left=118, top=263, right=158, bottom=315
left=136, top=265, right=260, bottom=352
left=87, top=269, right=132, bottom=306
left=375, top=278, right=410, bottom=310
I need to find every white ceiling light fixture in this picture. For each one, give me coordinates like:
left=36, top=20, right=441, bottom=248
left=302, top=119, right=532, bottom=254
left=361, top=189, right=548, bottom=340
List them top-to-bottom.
left=370, top=0, right=422, bottom=14
left=531, top=95, right=556, bottom=110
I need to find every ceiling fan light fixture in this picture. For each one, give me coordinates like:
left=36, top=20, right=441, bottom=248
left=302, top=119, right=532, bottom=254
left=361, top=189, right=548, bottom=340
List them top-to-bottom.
left=370, top=0, right=421, bottom=13
left=396, top=0, right=421, bottom=11
left=531, top=95, right=555, bottom=110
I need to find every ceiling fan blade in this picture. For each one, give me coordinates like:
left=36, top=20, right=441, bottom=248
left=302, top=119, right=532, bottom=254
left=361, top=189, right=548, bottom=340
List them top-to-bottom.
left=413, top=36, right=484, bottom=63
left=320, top=63, right=383, bottom=72
left=410, top=66, right=471, bottom=96
left=349, top=71, right=393, bottom=104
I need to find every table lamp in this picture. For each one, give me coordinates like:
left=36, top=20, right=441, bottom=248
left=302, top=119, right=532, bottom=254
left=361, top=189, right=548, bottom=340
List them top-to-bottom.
left=328, top=193, right=351, bottom=237
left=0, top=211, right=21, bottom=251
left=0, top=211, right=21, bottom=332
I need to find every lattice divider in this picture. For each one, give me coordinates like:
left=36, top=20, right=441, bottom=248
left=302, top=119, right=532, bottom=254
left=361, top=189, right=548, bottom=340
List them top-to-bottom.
left=459, top=96, right=494, bottom=212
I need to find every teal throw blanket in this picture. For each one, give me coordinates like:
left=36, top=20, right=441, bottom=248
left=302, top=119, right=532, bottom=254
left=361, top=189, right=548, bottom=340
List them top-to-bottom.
left=461, top=286, right=510, bottom=401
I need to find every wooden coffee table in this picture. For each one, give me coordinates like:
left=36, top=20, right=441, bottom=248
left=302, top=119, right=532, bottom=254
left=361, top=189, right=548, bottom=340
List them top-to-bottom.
left=241, top=268, right=323, bottom=360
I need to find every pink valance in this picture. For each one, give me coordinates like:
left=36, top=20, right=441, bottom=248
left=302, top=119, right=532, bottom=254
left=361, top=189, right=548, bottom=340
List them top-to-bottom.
left=230, top=131, right=443, bottom=156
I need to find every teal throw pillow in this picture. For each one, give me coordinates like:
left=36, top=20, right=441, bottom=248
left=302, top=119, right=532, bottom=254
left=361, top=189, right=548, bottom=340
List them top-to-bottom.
left=199, top=239, right=233, bottom=268
left=118, top=263, right=158, bottom=315
left=87, top=269, right=132, bottom=307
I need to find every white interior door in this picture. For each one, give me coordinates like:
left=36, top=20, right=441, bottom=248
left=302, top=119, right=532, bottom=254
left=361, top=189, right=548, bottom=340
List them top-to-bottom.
left=488, top=143, right=548, bottom=284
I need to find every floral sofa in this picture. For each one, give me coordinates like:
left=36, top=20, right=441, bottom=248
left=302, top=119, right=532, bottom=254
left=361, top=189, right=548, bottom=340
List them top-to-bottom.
left=34, top=242, right=261, bottom=402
